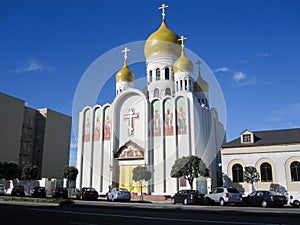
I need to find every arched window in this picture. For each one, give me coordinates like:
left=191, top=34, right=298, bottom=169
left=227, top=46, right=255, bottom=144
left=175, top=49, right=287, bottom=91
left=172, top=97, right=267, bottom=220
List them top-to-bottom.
left=156, top=68, right=160, bottom=81
left=165, top=68, right=170, bottom=80
left=149, top=70, right=152, bottom=82
left=154, top=88, right=159, bottom=98
left=165, top=88, right=171, bottom=96
left=291, top=161, right=300, bottom=181
left=260, top=163, right=273, bottom=182
left=232, top=164, right=243, bottom=182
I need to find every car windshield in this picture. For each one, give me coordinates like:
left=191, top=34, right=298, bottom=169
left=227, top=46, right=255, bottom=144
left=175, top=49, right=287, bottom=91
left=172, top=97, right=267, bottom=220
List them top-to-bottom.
left=119, top=188, right=129, bottom=192
left=269, top=191, right=282, bottom=195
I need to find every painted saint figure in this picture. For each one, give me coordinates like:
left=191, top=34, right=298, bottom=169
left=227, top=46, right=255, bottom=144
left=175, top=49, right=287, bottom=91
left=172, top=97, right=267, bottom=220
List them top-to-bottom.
left=177, top=107, right=186, bottom=134
left=165, top=108, right=173, bottom=135
left=154, top=109, right=161, bottom=136
left=104, top=115, right=111, bottom=140
left=94, top=116, right=101, bottom=141
left=84, top=117, right=91, bottom=142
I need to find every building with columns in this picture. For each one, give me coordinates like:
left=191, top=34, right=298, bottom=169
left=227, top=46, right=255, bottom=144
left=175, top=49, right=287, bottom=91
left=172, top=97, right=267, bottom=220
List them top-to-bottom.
left=76, top=4, right=225, bottom=196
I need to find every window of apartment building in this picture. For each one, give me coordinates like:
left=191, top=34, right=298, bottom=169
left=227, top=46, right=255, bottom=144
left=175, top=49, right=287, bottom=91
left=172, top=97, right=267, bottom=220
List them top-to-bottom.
left=242, top=134, right=252, bottom=143
left=291, top=161, right=300, bottom=182
left=260, top=162, right=273, bottom=182
left=232, top=163, right=243, bottom=182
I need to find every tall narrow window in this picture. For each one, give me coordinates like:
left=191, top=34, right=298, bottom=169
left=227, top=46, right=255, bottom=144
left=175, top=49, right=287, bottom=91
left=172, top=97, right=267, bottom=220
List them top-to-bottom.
left=156, top=68, right=160, bottom=81
left=165, top=68, right=170, bottom=80
left=149, top=70, right=152, bottom=82
left=184, top=79, right=188, bottom=90
left=180, top=80, right=183, bottom=91
left=176, top=81, right=178, bottom=91
left=154, top=88, right=159, bottom=98
left=165, top=88, right=171, bottom=96
left=291, top=161, right=300, bottom=181
left=260, top=163, right=273, bottom=182
left=232, top=164, right=243, bottom=182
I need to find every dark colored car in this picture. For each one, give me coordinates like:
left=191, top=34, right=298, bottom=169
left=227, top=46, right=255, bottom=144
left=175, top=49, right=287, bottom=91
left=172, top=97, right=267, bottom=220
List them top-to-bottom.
left=11, top=185, right=25, bottom=197
left=31, top=186, right=46, bottom=198
left=52, top=187, right=68, bottom=199
left=76, top=187, right=98, bottom=200
left=171, top=189, right=206, bottom=205
left=242, top=190, right=287, bottom=208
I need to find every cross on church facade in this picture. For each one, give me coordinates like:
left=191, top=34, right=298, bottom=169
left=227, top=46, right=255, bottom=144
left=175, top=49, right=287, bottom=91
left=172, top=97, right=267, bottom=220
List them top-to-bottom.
left=159, top=3, right=168, bottom=20
left=124, top=108, right=139, bottom=136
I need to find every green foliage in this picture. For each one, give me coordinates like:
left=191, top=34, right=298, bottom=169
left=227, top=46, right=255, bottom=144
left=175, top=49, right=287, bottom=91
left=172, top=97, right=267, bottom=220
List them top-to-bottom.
left=170, top=155, right=209, bottom=189
left=0, top=161, right=19, bottom=180
left=20, top=165, right=39, bottom=180
left=62, top=166, right=78, bottom=181
left=132, top=166, right=152, bottom=199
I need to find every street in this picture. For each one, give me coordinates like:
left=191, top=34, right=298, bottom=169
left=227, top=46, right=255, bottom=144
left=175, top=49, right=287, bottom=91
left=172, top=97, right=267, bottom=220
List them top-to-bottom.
left=1, top=200, right=300, bottom=225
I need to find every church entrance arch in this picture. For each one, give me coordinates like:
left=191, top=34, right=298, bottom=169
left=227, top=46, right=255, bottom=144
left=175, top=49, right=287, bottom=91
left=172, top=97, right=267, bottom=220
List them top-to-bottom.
left=114, top=140, right=145, bottom=193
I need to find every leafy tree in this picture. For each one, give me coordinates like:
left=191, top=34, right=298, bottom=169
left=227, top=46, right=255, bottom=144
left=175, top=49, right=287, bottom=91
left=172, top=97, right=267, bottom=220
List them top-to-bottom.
left=170, top=156, right=209, bottom=190
left=0, top=161, right=19, bottom=180
left=20, top=165, right=39, bottom=180
left=62, top=166, right=78, bottom=188
left=132, top=166, right=152, bottom=200
left=243, top=166, right=260, bottom=191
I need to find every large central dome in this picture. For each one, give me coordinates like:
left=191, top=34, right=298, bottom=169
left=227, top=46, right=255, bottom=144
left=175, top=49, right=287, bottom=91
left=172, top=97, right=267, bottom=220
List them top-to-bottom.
left=144, top=20, right=181, bottom=60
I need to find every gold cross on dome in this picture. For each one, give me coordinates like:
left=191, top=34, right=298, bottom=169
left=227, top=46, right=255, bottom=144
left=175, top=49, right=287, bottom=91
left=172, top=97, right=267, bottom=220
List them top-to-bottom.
left=159, top=3, right=168, bottom=20
left=178, top=35, right=187, bottom=49
left=122, top=47, right=130, bottom=63
left=196, top=60, right=202, bottom=73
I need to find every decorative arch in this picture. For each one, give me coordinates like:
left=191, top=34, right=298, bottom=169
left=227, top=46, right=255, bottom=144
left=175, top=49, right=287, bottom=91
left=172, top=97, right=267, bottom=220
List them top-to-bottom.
left=285, top=156, right=300, bottom=192
left=255, top=158, right=277, bottom=183
left=227, top=159, right=247, bottom=182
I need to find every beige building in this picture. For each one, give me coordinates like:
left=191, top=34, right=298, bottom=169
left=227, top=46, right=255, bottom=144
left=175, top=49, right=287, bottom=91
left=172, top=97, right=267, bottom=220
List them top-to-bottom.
left=0, top=92, right=71, bottom=179
left=221, top=128, right=300, bottom=197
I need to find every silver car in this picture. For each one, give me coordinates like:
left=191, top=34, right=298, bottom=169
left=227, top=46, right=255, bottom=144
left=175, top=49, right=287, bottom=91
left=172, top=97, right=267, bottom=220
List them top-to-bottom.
left=205, top=187, right=242, bottom=206
left=107, top=188, right=131, bottom=202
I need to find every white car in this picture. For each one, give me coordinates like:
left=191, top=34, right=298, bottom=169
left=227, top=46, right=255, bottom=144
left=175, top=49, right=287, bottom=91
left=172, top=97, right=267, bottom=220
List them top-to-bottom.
left=0, top=184, right=5, bottom=195
left=205, top=187, right=242, bottom=206
left=107, top=188, right=131, bottom=202
left=289, top=195, right=300, bottom=207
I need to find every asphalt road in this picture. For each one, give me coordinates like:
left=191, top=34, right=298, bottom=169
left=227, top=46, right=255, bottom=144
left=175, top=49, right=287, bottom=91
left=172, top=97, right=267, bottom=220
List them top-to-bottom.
left=1, top=200, right=300, bottom=225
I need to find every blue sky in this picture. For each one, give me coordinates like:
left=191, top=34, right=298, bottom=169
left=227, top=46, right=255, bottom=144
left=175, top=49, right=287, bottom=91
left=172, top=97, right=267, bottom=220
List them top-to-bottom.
left=1, top=0, right=300, bottom=166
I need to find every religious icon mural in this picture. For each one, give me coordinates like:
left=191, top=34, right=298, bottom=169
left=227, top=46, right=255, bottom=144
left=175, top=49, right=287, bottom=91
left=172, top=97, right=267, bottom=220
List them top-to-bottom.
left=176, top=98, right=187, bottom=135
left=164, top=99, right=174, bottom=136
left=152, top=101, right=161, bottom=136
left=103, top=107, right=112, bottom=141
left=94, top=108, right=101, bottom=141
left=84, top=109, right=91, bottom=142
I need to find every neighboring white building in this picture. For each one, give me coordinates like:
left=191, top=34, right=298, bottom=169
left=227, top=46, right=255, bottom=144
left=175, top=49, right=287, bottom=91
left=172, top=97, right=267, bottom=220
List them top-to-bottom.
left=76, top=4, right=225, bottom=196
left=0, top=92, right=71, bottom=179
left=221, top=128, right=300, bottom=197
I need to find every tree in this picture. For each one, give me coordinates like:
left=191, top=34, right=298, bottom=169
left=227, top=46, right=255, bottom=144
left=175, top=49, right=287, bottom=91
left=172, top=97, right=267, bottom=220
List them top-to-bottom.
left=170, top=156, right=209, bottom=190
left=0, top=161, right=19, bottom=180
left=20, top=165, right=39, bottom=180
left=62, top=166, right=78, bottom=188
left=132, top=166, right=152, bottom=200
left=243, top=166, right=260, bottom=191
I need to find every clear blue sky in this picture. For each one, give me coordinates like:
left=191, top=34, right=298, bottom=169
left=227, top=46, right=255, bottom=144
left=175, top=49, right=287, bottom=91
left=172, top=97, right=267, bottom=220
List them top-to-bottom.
left=1, top=0, right=300, bottom=166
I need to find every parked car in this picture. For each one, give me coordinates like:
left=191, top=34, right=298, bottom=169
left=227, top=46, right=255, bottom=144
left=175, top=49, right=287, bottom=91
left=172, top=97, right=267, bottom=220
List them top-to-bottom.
left=0, top=184, right=5, bottom=195
left=11, top=185, right=25, bottom=197
left=31, top=186, right=46, bottom=198
left=52, top=187, right=68, bottom=199
left=76, top=187, right=98, bottom=200
left=205, top=187, right=242, bottom=206
left=107, top=188, right=131, bottom=202
left=171, top=189, right=206, bottom=205
left=242, top=190, right=287, bottom=208
left=289, top=195, right=300, bottom=207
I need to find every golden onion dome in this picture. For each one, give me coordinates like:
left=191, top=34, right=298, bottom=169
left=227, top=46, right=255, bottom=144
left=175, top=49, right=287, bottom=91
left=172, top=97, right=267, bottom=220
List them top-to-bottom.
left=144, top=20, right=181, bottom=59
left=173, top=50, right=194, bottom=73
left=115, top=62, right=134, bottom=82
left=194, top=75, right=209, bottom=92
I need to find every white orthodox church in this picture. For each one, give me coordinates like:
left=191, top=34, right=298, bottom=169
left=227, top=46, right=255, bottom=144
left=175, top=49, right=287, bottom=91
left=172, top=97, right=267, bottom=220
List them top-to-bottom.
left=76, top=4, right=225, bottom=196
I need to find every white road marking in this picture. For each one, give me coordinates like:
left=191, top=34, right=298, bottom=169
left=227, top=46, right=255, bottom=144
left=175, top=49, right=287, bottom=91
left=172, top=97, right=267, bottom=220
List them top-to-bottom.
left=31, top=208, right=287, bottom=225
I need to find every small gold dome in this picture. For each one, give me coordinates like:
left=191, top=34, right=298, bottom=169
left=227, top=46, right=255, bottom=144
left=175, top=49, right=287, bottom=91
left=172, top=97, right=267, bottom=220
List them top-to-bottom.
left=144, top=20, right=181, bottom=59
left=173, top=50, right=194, bottom=73
left=116, top=62, right=134, bottom=82
left=194, top=75, right=209, bottom=92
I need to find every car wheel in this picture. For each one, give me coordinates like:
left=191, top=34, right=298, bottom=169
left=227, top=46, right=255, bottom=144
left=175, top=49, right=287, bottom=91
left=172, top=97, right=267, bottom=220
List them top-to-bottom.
left=111, top=197, right=115, bottom=202
left=171, top=198, right=176, bottom=204
left=220, top=198, right=225, bottom=206
left=183, top=199, right=188, bottom=205
left=242, top=200, right=247, bottom=206
left=261, top=200, right=267, bottom=208
left=293, top=200, right=300, bottom=207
